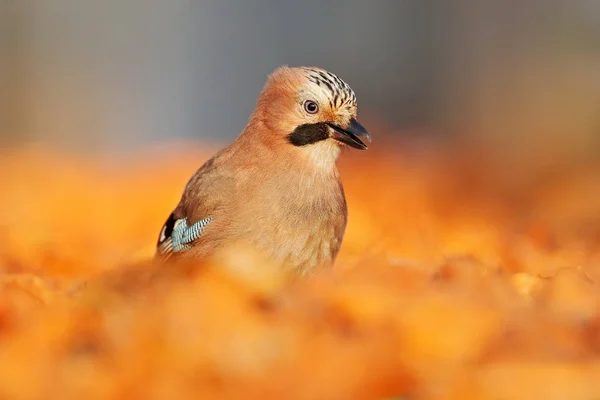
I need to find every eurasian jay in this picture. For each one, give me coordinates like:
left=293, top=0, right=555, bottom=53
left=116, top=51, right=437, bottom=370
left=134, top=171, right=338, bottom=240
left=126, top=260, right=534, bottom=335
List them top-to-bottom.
left=156, top=66, right=371, bottom=275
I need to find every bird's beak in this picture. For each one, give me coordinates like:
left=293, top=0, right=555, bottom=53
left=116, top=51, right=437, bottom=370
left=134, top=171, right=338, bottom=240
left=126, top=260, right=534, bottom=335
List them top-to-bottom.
left=327, top=118, right=372, bottom=150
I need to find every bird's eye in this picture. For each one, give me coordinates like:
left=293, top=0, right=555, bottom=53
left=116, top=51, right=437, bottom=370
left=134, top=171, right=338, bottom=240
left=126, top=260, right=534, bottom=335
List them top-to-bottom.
left=303, top=100, right=319, bottom=114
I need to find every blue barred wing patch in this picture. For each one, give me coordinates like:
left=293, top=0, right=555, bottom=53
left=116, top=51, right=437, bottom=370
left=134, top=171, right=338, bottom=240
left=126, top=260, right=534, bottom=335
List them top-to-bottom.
left=157, top=214, right=213, bottom=256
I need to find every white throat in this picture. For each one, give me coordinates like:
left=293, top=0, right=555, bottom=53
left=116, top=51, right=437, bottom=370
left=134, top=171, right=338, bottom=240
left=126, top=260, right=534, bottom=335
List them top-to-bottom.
left=304, top=140, right=341, bottom=172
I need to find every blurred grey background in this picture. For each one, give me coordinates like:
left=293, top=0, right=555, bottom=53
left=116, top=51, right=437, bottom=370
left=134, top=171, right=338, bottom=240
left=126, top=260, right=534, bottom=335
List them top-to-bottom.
left=1, top=0, right=599, bottom=162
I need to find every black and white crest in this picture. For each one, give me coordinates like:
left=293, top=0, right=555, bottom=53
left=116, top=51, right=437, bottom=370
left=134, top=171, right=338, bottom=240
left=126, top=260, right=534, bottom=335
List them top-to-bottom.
left=301, top=67, right=357, bottom=110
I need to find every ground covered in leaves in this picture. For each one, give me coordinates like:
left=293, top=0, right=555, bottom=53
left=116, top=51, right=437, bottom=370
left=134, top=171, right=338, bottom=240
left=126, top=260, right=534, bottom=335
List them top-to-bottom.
left=1, top=138, right=600, bottom=399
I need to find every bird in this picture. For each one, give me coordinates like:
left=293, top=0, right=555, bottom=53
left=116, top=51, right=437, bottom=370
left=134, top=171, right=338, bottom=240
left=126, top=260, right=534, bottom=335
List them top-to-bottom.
left=156, top=65, right=371, bottom=275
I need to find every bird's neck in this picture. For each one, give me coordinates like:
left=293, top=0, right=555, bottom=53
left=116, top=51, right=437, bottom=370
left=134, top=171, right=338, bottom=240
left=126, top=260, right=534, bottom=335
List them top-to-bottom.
left=238, top=117, right=342, bottom=177
left=301, top=141, right=341, bottom=173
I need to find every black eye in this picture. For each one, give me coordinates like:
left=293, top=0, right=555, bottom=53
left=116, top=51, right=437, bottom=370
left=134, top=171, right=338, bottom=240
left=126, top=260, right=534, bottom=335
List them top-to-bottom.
left=303, top=100, right=319, bottom=114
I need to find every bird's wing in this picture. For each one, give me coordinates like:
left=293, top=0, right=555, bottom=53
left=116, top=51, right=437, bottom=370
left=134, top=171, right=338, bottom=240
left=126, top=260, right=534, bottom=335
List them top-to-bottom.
left=155, top=153, right=236, bottom=259
left=156, top=212, right=214, bottom=258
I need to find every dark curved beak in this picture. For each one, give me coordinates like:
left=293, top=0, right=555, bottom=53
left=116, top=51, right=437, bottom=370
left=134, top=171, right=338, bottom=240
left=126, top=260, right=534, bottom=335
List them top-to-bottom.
left=327, top=118, right=372, bottom=150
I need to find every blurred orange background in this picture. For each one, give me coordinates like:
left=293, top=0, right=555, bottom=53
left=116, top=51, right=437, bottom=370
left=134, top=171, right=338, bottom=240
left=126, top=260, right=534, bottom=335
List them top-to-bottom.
left=2, top=130, right=600, bottom=398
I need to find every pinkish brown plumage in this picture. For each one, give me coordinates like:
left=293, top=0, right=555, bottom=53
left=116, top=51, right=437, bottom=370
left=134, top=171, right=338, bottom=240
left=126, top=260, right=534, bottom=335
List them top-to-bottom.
left=156, top=66, right=371, bottom=274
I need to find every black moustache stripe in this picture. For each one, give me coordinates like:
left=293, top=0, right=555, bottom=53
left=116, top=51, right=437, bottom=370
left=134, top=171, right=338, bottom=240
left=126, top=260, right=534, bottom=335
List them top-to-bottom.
left=287, top=122, right=329, bottom=146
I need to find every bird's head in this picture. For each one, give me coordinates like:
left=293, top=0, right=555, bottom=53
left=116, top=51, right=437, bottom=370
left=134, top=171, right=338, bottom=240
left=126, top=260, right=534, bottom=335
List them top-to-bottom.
left=251, top=66, right=371, bottom=163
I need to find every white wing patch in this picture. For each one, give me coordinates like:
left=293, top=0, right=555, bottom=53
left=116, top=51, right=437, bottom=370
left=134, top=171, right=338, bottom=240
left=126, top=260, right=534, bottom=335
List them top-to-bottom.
left=157, top=215, right=213, bottom=257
